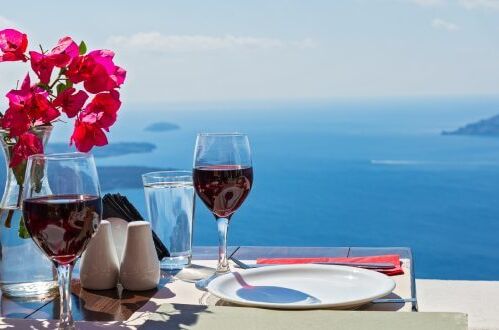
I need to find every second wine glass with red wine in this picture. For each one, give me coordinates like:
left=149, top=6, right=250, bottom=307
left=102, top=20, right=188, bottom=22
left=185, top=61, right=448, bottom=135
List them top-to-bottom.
left=193, top=133, right=253, bottom=288
left=22, top=153, right=101, bottom=330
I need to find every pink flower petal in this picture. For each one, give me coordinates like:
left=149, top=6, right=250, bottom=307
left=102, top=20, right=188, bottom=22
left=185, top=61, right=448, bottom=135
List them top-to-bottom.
left=0, top=28, right=28, bottom=62
left=47, top=36, right=79, bottom=67
left=29, top=51, right=55, bottom=85
left=20, top=73, right=30, bottom=92
left=53, top=88, right=88, bottom=118
left=82, top=90, right=121, bottom=129
left=1, top=107, right=31, bottom=137
left=70, top=120, right=108, bottom=152
left=10, top=132, right=44, bottom=167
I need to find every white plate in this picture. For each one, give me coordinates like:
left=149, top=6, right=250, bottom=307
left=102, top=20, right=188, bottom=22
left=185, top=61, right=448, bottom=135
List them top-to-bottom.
left=206, top=264, right=396, bottom=309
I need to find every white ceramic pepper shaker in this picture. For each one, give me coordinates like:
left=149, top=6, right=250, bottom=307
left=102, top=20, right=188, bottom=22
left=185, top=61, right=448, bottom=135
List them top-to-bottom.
left=107, top=217, right=129, bottom=262
left=80, top=220, right=120, bottom=290
left=120, top=221, right=160, bottom=291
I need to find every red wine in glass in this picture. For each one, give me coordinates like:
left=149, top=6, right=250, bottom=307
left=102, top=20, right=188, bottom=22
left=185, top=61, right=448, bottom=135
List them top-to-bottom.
left=193, top=133, right=253, bottom=287
left=193, top=165, right=253, bottom=219
left=23, top=194, right=101, bottom=265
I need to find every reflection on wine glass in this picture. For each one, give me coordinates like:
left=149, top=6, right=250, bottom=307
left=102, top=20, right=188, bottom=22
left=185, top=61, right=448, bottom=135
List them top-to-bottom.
left=193, top=133, right=253, bottom=288
left=22, top=153, right=101, bottom=330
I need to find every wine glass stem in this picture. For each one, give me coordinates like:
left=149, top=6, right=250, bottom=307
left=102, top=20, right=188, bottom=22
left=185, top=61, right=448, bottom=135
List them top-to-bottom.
left=216, top=217, right=230, bottom=273
left=56, top=263, right=74, bottom=330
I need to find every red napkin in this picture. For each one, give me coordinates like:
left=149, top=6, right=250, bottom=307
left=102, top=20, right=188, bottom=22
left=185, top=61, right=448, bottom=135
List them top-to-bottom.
left=257, top=254, right=403, bottom=276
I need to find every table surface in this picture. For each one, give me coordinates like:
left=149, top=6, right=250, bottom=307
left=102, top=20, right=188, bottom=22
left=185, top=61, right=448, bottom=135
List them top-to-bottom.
left=0, top=246, right=414, bottom=321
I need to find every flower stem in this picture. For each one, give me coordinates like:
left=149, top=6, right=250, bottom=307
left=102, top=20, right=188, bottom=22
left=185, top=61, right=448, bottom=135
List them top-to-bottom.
left=48, top=70, right=65, bottom=90
left=48, top=78, right=62, bottom=91
left=16, top=184, right=23, bottom=208
left=4, top=210, right=13, bottom=228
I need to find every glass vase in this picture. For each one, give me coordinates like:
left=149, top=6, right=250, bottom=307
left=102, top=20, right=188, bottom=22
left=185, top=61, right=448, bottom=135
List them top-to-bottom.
left=0, top=126, right=57, bottom=298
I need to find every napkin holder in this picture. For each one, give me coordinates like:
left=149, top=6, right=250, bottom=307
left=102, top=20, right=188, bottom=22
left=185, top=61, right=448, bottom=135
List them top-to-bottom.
left=102, top=193, right=170, bottom=260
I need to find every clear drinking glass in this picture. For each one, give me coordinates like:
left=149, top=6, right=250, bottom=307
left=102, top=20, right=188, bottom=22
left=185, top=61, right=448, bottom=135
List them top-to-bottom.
left=193, top=133, right=253, bottom=288
left=22, top=153, right=101, bottom=330
left=142, top=170, right=195, bottom=270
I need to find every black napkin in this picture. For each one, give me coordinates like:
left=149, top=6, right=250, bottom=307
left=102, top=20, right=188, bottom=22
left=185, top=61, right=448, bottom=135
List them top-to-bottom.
left=103, top=193, right=170, bottom=259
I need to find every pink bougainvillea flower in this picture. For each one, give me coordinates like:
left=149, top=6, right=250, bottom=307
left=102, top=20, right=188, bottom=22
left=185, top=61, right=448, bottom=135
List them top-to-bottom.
left=0, top=29, right=28, bottom=62
left=0, top=34, right=127, bottom=168
left=47, top=36, right=79, bottom=67
left=28, top=37, right=78, bottom=84
left=29, top=37, right=78, bottom=83
left=66, top=50, right=126, bottom=94
left=86, top=50, right=126, bottom=86
left=29, top=51, right=55, bottom=85
left=84, top=51, right=126, bottom=94
left=65, top=55, right=93, bottom=83
left=83, top=64, right=117, bottom=94
left=4, top=73, right=60, bottom=132
left=3, top=74, right=31, bottom=136
left=5, top=74, right=31, bottom=109
left=6, top=74, right=49, bottom=109
left=53, top=88, right=88, bottom=118
left=80, top=90, right=121, bottom=129
left=30, top=93, right=60, bottom=124
left=1, top=106, right=31, bottom=137
left=70, top=119, right=108, bottom=152
left=9, top=132, right=43, bottom=167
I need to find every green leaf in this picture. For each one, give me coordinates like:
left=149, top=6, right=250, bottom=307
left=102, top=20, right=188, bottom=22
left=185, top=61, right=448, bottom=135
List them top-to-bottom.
left=79, top=41, right=87, bottom=55
left=66, top=80, right=73, bottom=89
left=37, top=83, right=50, bottom=91
left=56, top=83, right=66, bottom=95
left=18, top=216, right=30, bottom=239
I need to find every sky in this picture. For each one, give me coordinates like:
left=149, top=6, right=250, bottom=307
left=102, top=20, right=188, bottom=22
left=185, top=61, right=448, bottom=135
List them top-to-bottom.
left=0, top=0, right=498, bottom=104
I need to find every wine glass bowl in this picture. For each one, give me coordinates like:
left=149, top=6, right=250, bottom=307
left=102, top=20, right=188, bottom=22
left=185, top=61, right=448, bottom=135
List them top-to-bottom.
left=193, top=133, right=253, bottom=283
left=22, top=153, right=101, bottom=330
left=193, top=165, right=253, bottom=219
left=23, top=194, right=101, bottom=265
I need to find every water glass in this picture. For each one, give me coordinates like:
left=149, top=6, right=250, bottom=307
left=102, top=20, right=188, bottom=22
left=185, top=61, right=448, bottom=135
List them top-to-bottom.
left=142, top=171, right=194, bottom=270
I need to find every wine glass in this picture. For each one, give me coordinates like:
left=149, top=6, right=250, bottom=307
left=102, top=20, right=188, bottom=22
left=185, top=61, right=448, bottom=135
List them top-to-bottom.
left=193, top=133, right=253, bottom=288
left=22, top=153, right=101, bottom=330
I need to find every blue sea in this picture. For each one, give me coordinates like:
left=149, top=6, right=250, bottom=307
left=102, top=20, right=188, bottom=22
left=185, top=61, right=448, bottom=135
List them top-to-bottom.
left=41, top=97, right=499, bottom=280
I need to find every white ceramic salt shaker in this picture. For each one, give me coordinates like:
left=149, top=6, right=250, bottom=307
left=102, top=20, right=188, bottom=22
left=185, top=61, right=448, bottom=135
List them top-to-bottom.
left=107, top=217, right=129, bottom=262
left=80, top=220, right=120, bottom=290
left=120, top=221, right=160, bottom=291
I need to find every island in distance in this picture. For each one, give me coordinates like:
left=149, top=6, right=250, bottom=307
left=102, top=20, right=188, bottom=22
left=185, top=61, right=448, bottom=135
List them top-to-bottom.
left=443, top=114, right=499, bottom=137
left=144, top=122, right=180, bottom=132
left=47, top=142, right=156, bottom=158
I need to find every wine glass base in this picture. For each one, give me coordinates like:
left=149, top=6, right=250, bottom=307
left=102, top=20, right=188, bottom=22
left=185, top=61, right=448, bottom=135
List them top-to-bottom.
left=195, top=270, right=231, bottom=291
left=195, top=273, right=219, bottom=291
left=0, top=280, right=58, bottom=300
left=58, top=321, right=75, bottom=330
